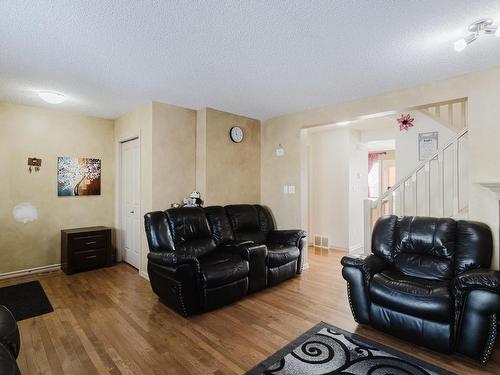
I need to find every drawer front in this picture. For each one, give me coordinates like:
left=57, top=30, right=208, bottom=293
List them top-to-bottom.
left=70, top=233, right=106, bottom=251
left=73, top=249, right=106, bottom=271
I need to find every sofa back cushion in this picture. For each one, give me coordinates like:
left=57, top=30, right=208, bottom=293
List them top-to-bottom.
left=225, top=205, right=268, bottom=244
left=255, top=205, right=276, bottom=233
left=204, top=206, right=234, bottom=245
left=165, top=207, right=216, bottom=257
left=144, top=211, right=175, bottom=252
left=394, top=217, right=456, bottom=281
left=455, top=220, right=492, bottom=274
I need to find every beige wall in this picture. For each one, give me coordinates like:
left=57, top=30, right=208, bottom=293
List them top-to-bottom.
left=262, top=66, right=500, bottom=269
left=114, top=101, right=197, bottom=276
left=152, top=101, right=197, bottom=209
left=0, top=102, right=115, bottom=274
left=114, top=102, right=152, bottom=276
left=196, top=108, right=261, bottom=206
left=308, top=128, right=350, bottom=249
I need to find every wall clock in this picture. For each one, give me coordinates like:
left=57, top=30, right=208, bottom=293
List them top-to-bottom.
left=230, top=126, right=244, bottom=143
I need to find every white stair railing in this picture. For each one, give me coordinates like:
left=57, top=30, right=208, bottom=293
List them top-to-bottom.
left=418, top=97, right=468, bottom=132
left=363, top=127, right=469, bottom=254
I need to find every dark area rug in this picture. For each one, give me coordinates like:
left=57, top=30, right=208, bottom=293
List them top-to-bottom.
left=0, top=280, right=53, bottom=321
left=247, top=321, right=454, bottom=375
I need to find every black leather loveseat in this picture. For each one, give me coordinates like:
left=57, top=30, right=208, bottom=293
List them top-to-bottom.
left=144, top=204, right=306, bottom=316
left=342, top=215, right=500, bottom=362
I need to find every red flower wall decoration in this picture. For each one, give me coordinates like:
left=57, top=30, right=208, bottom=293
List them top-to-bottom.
left=397, top=113, right=414, bottom=131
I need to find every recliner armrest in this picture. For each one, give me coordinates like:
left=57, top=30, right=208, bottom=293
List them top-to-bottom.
left=267, top=230, right=306, bottom=247
left=221, top=240, right=255, bottom=247
left=222, top=243, right=267, bottom=260
left=222, top=244, right=268, bottom=292
left=147, top=252, right=200, bottom=268
left=341, top=254, right=389, bottom=284
left=452, top=268, right=500, bottom=295
left=452, top=269, right=500, bottom=363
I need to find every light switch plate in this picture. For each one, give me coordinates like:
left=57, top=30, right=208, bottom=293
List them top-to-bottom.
left=283, top=185, right=289, bottom=194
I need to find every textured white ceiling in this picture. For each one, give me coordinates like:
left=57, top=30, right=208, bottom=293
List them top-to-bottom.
left=1, top=1, right=500, bottom=120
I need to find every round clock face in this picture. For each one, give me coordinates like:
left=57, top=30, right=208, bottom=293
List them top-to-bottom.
left=230, top=126, right=244, bottom=143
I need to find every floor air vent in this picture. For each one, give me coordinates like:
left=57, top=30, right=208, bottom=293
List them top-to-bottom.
left=314, top=235, right=329, bottom=249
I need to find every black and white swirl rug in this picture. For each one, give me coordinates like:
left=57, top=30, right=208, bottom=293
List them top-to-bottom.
left=247, top=322, right=453, bottom=375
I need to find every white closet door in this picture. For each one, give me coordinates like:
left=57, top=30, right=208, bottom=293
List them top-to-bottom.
left=121, top=138, right=141, bottom=269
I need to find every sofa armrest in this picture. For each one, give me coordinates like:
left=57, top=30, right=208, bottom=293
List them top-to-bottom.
left=267, top=230, right=306, bottom=248
left=221, top=240, right=255, bottom=248
left=222, top=243, right=266, bottom=260
left=223, top=244, right=268, bottom=292
left=147, top=251, right=200, bottom=268
left=147, top=252, right=202, bottom=316
left=341, top=254, right=389, bottom=284
left=341, top=254, right=388, bottom=324
left=452, top=269, right=500, bottom=363
left=453, top=269, right=500, bottom=294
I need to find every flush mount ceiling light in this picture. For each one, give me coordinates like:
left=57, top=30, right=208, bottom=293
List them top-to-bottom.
left=454, top=18, right=499, bottom=52
left=38, top=91, right=66, bottom=104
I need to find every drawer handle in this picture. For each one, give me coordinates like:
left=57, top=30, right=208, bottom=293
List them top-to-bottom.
left=85, top=241, right=97, bottom=245
left=85, top=255, right=98, bottom=260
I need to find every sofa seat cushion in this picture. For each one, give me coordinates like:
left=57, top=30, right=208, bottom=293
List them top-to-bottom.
left=266, top=244, right=300, bottom=268
left=199, top=251, right=249, bottom=288
left=369, top=270, right=452, bottom=322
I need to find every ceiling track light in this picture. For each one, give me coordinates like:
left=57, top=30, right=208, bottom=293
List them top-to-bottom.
left=454, top=18, right=499, bottom=52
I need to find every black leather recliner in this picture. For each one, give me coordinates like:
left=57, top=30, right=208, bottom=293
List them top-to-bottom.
left=144, top=204, right=306, bottom=316
left=342, top=215, right=500, bottom=363
left=0, top=306, right=21, bottom=375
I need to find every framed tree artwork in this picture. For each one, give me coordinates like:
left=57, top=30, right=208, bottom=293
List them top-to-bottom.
left=57, top=157, right=101, bottom=196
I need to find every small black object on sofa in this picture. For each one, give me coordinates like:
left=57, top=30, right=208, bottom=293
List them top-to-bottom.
left=144, top=204, right=306, bottom=316
left=341, top=215, right=500, bottom=363
left=0, top=305, right=21, bottom=375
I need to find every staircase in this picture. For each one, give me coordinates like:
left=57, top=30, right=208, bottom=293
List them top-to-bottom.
left=363, top=126, right=469, bottom=255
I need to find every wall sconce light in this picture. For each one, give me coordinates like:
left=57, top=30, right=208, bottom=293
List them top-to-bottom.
left=276, top=144, right=285, bottom=156
left=27, top=157, right=42, bottom=173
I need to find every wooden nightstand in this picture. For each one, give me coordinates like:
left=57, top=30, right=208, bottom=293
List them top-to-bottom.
left=61, top=226, right=114, bottom=275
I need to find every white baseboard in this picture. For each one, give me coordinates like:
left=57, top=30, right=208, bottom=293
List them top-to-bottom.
left=302, top=262, right=310, bottom=270
left=0, top=264, right=61, bottom=280
left=139, top=270, right=149, bottom=280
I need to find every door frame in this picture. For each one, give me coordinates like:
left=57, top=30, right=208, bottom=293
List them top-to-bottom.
left=115, top=134, right=142, bottom=276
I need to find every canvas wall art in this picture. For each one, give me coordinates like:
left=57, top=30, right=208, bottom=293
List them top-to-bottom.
left=57, top=157, right=101, bottom=196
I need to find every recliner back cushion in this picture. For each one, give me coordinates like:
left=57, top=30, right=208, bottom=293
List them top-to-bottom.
left=225, top=205, right=267, bottom=244
left=255, top=205, right=276, bottom=233
left=204, top=206, right=234, bottom=245
left=165, top=207, right=216, bottom=257
left=144, top=211, right=175, bottom=252
left=372, top=215, right=398, bottom=263
left=394, top=217, right=456, bottom=281
left=455, top=220, right=492, bottom=274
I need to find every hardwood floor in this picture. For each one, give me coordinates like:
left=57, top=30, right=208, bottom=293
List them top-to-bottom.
left=1, top=248, right=499, bottom=374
